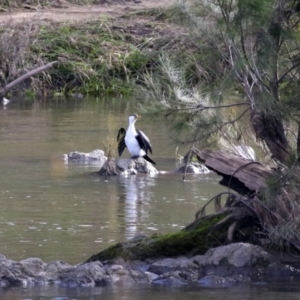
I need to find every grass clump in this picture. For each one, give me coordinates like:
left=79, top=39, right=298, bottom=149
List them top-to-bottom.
left=37, top=20, right=137, bottom=94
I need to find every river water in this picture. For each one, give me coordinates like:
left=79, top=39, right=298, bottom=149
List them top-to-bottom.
left=0, top=96, right=299, bottom=299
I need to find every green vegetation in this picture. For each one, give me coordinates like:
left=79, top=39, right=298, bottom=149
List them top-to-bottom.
left=141, top=0, right=300, bottom=252
left=0, top=2, right=206, bottom=97
left=0, top=2, right=198, bottom=96
left=0, top=15, right=175, bottom=95
left=0, top=19, right=162, bottom=94
left=86, top=212, right=229, bottom=261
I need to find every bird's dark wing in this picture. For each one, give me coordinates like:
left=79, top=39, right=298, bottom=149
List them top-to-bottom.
left=117, top=128, right=126, bottom=156
left=136, top=129, right=152, bottom=154
left=143, top=154, right=156, bottom=165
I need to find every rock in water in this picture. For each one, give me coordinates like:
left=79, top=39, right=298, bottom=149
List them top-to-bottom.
left=63, top=149, right=107, bottom=167
left=99, top=157, right=158, bottom=176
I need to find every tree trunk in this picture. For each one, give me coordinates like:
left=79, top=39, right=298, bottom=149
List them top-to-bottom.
left=250, top=110, right=290, bottom=163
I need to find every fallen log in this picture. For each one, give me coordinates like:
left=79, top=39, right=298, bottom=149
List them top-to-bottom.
left=192, top=148, right=274, bottom=194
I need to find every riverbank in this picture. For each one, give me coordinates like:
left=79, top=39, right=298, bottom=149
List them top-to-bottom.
left=0, top=0, right=189, bottom=96
left=1, top=242, right=300, bottom=288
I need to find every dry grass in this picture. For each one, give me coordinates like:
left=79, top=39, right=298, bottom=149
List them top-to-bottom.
left=252, top=165, right=300, bottom=250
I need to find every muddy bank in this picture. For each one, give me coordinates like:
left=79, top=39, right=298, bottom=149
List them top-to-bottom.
left=0, top=1, right=183, bottom=96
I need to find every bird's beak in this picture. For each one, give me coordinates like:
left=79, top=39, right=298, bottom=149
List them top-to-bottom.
left=136, top=114, right=141, bottom=119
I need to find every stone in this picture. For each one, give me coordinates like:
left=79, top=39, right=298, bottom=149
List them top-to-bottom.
left=64, top=149, right=107, bottom=166
left=99, top=157, right=158, bottom=176
left=174, top=162, right=210, bottom=174
left=0, top=243, right=299, bottom=288
left=193, top=243, right=273, bottom=278
left=148, top=257, right=198, bottom=275
left=19, top=258, right=45, bottom=277
left=57, top=261, right=107, bottom=287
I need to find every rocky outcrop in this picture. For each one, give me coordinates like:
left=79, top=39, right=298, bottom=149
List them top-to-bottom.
left=1, top=243, right=299, bottom=288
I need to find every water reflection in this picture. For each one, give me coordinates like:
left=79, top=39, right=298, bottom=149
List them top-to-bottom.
left=117, top=176, right=155, bottom=239
left=3, top=280, right=300, bottom=300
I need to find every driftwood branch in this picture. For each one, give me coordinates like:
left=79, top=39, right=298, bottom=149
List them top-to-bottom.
left=0, top=61, right=58, bottom=97
left=192, top=148, right=274, bottom=194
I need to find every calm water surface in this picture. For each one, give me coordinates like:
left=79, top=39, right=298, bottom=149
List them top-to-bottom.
left=0, top=96, right=224, bottom=265
left=1, top=96, right=298, bottom=299
left=2, top=280, right=300, bottom=300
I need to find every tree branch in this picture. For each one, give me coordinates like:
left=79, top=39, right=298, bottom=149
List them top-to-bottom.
left=0, top=61, right=58, bottom=97
left=278, top=61, right=300, bottom=84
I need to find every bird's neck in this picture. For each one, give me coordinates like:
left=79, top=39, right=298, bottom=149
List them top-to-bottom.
left=128, top=121, right=136, bottom=132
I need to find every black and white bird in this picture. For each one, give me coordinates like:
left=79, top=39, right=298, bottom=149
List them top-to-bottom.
left=117, top=114, right=156, bottom=165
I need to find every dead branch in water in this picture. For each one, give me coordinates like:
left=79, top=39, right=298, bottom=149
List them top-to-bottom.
left=0, top=61, right=58, bottom=97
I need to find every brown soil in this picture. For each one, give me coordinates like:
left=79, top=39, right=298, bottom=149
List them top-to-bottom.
left=0, top=0, right=173, bottom=23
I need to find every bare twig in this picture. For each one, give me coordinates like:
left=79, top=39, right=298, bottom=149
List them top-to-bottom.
left=195, top=192, right=236, bottom=219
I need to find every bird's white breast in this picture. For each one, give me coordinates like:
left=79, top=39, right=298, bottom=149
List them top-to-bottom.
left=125, top=124, right=145, bottom=157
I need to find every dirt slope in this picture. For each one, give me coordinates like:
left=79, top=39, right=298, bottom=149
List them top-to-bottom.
left=0, top=0, right=173, bottom=23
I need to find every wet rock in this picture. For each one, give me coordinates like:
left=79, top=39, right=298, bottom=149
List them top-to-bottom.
left=64, top=149, right=107, bottom=166
left=99, top=157, right=158, bottom=176
left=174, top=162, right=210, bottom=174
left=0, top=243, right=300, bottom=288
left=193, top=243, right=273, bottom=278
left=0, top=256, right=46, bottom=287
left=147, top=257, right=200, bottom=284
left=148, top=257, right=199, bottom=276
left=19, top=258, right=45, bottom=277
left=45, top=260, right=74, bottom=281
left=58, top=261, right=108, bottom=287
left=265, top=262, right=300, bottom=277
left=107, top=264, right=150, bottom=286
left=145, top=271, right=159, bottom=282
left=198, top=274, right=249, bottom=287
left=198, top=275, right=232, bottom=286
left=152, top=276, right=187, bottom=287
